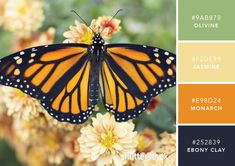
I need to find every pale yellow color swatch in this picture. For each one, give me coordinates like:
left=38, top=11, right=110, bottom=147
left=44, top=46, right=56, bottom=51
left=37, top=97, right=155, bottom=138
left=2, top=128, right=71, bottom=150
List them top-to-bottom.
left=179, top=42, right=235, bottom=82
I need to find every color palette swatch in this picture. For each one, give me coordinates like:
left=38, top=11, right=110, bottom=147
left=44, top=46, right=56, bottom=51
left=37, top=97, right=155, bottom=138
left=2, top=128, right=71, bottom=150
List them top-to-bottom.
left=178, top=0, right=235, bottom=165
left=179, top=0, right=235, bottom=40
left=179, top=43, right=235, bottom=82
left=179, top=84, right=235, bottom=123
left=179, top=126, right=235, bottom=166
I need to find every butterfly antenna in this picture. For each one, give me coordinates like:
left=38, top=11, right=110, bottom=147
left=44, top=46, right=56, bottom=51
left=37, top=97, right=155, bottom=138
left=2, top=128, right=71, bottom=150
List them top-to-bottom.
left=100, top=9, right=123, bottom=34
left=108, top=9, right=123, bottom=25
left=71, top=10, right=95, bottom=34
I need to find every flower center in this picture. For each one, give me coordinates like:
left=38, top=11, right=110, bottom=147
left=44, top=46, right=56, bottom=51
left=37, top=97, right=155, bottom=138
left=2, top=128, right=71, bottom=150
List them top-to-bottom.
left=18, top=2, right=28, bottom=14
left=76, top=26, right=93, bottom=44
left=79, top=32, right=93, bottom=44
left=99, top=131, right=117, bottom=150
left=137, top=135, right=152, bottom=152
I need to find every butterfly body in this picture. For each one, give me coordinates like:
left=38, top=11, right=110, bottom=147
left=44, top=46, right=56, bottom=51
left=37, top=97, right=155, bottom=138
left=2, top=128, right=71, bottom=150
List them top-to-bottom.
left=0, top=33, right=176, bottom=124
left=88, top=33, right=105, bottom=105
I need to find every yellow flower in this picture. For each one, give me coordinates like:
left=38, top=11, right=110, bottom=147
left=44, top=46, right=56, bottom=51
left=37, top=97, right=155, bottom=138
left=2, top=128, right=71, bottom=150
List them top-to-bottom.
left=3, top=0, right=44, bottom=37
left=63, top=16, right=121, bottom=44
left=96, top=16, right=121, bottom=37
left=63, top=20, right=93, bottom=44
left=2, top=86, right=44, bottom=121
left=78, top=113, right=137, bottom=166
left=12, top=115, right=67, bottom=165
left=137, top=129, right=158, bottom=153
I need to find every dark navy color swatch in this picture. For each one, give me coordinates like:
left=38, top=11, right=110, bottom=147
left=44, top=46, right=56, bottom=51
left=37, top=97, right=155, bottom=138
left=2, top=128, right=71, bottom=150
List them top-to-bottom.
left=179, top=126, right=235, bottom=166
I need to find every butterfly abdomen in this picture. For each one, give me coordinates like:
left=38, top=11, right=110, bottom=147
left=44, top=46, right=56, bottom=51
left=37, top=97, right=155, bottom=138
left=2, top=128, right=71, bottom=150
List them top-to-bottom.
left=89, top=61, right=100, bottom=106
left=89, top=81, right=99, bottom=105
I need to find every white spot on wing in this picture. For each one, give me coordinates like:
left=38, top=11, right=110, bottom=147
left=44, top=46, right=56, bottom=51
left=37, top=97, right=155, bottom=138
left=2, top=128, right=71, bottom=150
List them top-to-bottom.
left=32, top=48, right=37, bottom=52
left=153, top=48, right=159, bottom=52
left=164, top=51, right=169, bottom=56
left=14, top=56, right=20, bottom=60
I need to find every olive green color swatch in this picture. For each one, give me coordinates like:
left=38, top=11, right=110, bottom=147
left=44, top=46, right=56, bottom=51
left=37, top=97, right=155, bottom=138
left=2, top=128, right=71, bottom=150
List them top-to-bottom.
left=179, top=0, right=235, bottom=40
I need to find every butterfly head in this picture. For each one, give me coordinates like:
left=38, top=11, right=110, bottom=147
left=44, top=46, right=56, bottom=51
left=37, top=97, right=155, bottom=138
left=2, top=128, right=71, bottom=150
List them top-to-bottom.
left=92, top=33, right=105, bottom=45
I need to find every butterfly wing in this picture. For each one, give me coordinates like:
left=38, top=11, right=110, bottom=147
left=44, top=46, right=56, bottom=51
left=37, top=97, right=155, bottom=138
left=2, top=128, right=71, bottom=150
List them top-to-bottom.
left=0, top=44, right=94, bottom=124
left=100, top=44, right=176, bottom=121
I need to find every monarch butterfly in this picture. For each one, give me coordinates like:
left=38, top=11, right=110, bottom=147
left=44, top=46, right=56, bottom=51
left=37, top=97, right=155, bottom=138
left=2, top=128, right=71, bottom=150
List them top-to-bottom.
left=0, top=12, right=176, bottom=124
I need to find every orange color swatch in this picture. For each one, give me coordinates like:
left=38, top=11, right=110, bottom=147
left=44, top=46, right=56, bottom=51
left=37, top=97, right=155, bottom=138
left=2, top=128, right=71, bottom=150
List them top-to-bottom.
left=179, top=84, right=235, bottom=123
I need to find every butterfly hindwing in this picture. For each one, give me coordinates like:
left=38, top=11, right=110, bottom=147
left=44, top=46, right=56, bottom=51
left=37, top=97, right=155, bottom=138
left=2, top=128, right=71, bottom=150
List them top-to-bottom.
left=0, top=44, right=94, bottom=124
left=101, top=44, right=176, bottom=121
left=100, top=60, right=148, bottom=121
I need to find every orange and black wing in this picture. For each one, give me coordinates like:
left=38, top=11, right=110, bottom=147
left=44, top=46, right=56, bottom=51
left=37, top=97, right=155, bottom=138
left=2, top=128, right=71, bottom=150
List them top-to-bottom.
left=0, top=44, right=93, bottom=124
left=101, top=44, right=176, bottom=121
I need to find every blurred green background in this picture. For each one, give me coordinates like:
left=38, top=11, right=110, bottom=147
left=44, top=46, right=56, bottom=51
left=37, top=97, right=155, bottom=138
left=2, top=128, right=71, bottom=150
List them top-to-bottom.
left=0, top=0, right=176, bottom=165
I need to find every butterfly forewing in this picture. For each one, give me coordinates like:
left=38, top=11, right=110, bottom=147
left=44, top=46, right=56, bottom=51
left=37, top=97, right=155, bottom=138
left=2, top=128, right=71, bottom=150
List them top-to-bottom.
left=0, top=44, right=94, bottom=124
